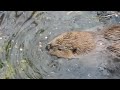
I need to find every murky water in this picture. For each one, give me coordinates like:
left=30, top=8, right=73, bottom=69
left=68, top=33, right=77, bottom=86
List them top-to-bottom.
left=0, top=11, right=120, bottom=79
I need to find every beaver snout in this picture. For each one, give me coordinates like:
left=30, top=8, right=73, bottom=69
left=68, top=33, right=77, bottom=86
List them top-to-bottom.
left=46, top=44, right=52, bottom=51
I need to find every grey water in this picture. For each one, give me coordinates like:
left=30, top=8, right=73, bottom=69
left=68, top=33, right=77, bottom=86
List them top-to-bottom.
left=0, top=11, right=119, bottom=79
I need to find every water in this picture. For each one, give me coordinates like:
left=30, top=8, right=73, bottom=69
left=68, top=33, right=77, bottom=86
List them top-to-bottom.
left=0, top=11, right=119, bottom=79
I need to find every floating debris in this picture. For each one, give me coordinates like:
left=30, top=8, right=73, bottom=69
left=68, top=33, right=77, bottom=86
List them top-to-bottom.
left=45, top=36, right=48, bottom=39
left=0, top=37, right=2, bottom=39
left=20, top=48, right=23, bottom=51
left=67, top=69, right=70, bottom=72
left=88, top=74, right=91, bottom=77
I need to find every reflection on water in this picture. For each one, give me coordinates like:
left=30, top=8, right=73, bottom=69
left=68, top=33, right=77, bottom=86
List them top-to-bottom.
left=0, top=11, right=120, bottom=79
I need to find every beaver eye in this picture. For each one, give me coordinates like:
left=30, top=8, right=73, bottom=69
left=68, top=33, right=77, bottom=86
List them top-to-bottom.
left=58, top=48, right=62, bottom=51
left=72, top=48, right=77, bottom=54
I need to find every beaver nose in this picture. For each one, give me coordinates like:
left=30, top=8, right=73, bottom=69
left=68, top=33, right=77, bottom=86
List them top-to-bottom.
left=46, top=44, right=52, bottom=51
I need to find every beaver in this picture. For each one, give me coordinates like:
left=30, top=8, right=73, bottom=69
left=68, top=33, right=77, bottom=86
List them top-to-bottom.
left=45, top=25, right=120, bottom=78
left=46, top=25, right=120, bottom=59
left=102, top=25, right=120, bottom=42
left=103, top=25, right=120, bottom=61
left=46, top=30, right=107, bottom=58
left=106, top=43, right=120, bottom=60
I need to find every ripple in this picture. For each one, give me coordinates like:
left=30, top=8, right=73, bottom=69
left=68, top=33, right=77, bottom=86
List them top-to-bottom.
left=0, top=11, right=117, bottom=79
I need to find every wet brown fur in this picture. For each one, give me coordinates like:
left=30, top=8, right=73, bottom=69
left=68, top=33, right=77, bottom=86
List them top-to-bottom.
left=46, top=25, right=120, bottom=59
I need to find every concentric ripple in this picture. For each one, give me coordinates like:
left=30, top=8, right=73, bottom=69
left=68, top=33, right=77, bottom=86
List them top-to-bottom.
left=0, top=11, right=119, bottom=79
